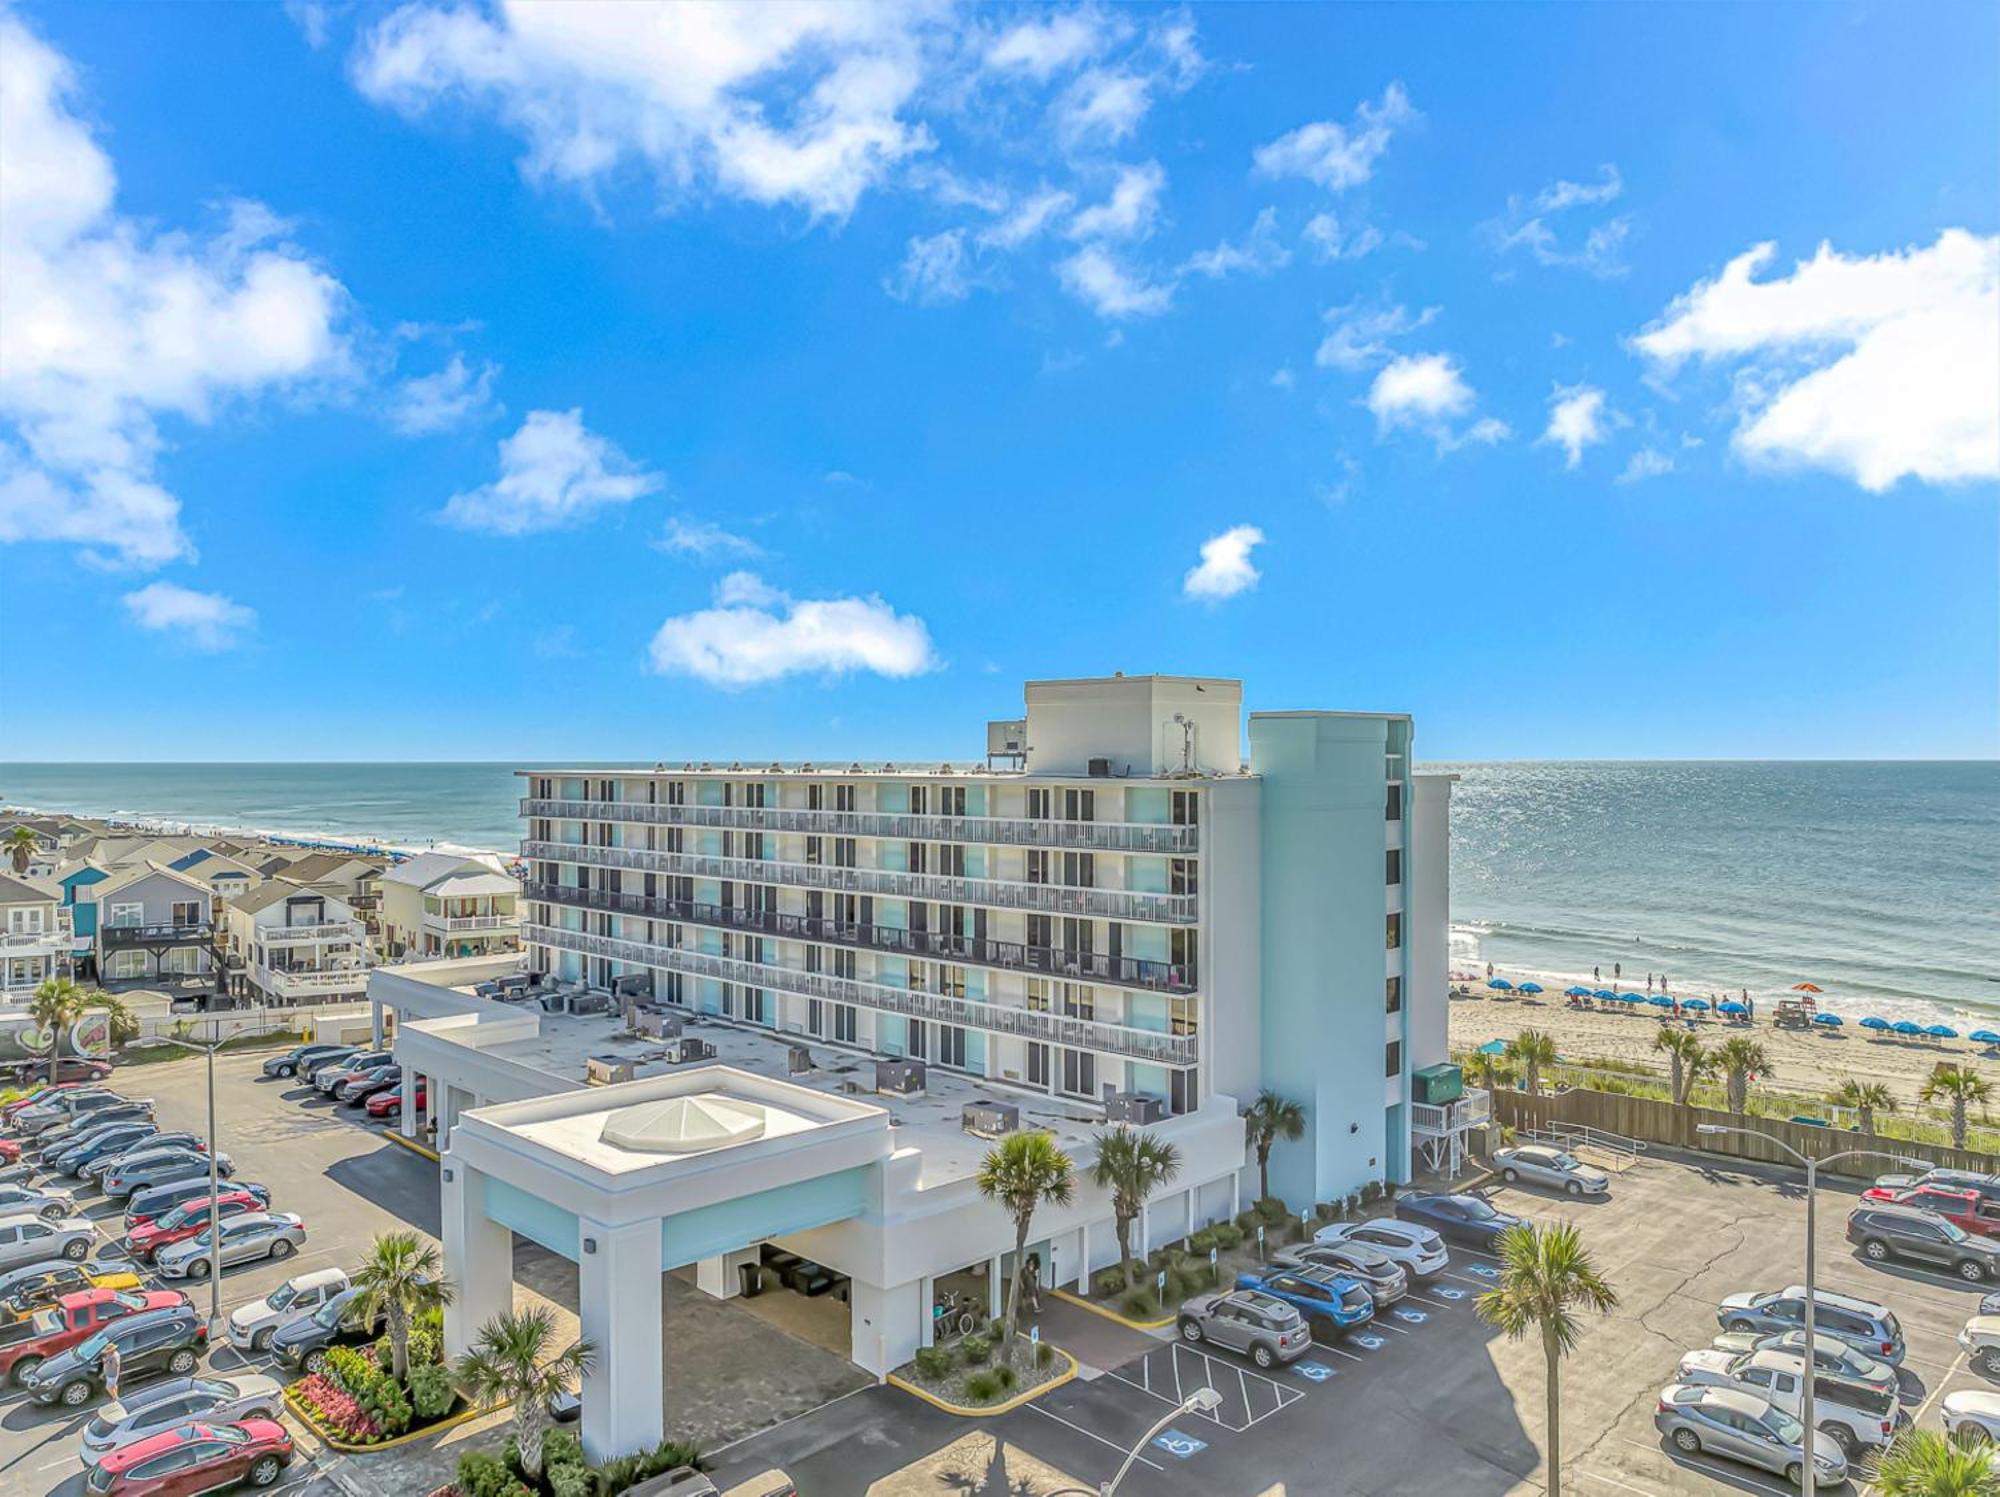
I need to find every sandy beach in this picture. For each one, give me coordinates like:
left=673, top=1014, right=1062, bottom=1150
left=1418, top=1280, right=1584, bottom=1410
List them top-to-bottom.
left=1448, top=990, right=1993, bottom=1109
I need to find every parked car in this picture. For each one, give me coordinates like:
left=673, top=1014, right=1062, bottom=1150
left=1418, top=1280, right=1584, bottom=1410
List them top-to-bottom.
left=262, top=1043, right=355, bottom=1081
left=312, top=1051, right=395, bottom=1096
left=335, top=1066, right=403, bottom=1106
left=364, top=1078, right=424, bottom=1119
left=1, top=1083, right=90, bottom=1125
left=13, top=1089, right=120, bottom=1135
left=24, top=1096, right=150, bottom=1143
left=33, top=1102, right=155, bottom=1151
left=48, top=1122, right=159, bottom=1175
left=84, top=1133, right=206, bottom=1181
left=0, top=1137, right=22, bottom=1164
left=1491, top=1144, right=1611, bottom=1197
left=103, top=1149, right=233, bottom=1201
left=1870, top=1168, right=2000, bottom=1206
left=126, top=1178, right=268, bottom=1231
left=0, top=1182, right=71, bottom=1222
left=1859, top=1184, right=2000, bottom=1238
left=124, top=1190, right=271, bottom=1263
left=1394, top=1192, right=1526, bottom=1250
left=1848, top=1203, right=2000, bottom=1282
left=0, top=1211, right=96, bottom=1268
left=155, top=1213, right=306, bottom=1280
left=1314, top=1218, right=1450, bottom=1278
left=1272, top=1241, right=1408, bottom=1305
left=0, top=1262, right=144, bottom=1316
left=1234, top=1265, right=1374, bottom=1336
left=226, top=1268, right=349, bottom=1353
left=271, top=1284, right=384, bottom=1374
left=1717, top=1285, right=1906, bottom=1363
left=1176, top=1288, right=1314, bottom=1368
left=0, top=1289, right=187, bottom=1385
left=25, top=1303, right=209, bottom=1406
left=1958, top=1315, right=2000, bottom=1377
left=1704, top=1328, right=1899, bottom=1397
left=1667, top=1347, right=1899, bottom=1456
left=79, top=1373, right=285, bottom=1467
left=1654, top=1383, right=1847, bottom=1488
left=83, top=1417, right=293, bottom=1495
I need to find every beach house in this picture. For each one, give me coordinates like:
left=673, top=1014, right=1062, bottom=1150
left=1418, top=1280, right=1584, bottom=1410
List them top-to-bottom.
left=378, top=851, right=520, bottom=961
left=83, top=862, right=216, bottom=987
left=0, top=874, right=68, bottom=1001
left=223, top=879, right=370, bottom=1005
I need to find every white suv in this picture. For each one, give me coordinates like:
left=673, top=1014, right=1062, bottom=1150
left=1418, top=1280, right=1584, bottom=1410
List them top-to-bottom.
left=1314, top=1218, right=1449, bottom=1278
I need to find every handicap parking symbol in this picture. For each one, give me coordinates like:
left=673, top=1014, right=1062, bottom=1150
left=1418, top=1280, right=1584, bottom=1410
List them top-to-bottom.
left=1467, top=1263, right=1501, bottom=1279
left=1434, top=1287, right=1467, bottom=1301
left=1393, top=1308, right=1428, bottom=1325
left=1351, top=1332, right=1387, bottom=1351
left=1294, top=1361, right=1336, bottom=1382
left=1153, top=1430, right=1208, bottom=1459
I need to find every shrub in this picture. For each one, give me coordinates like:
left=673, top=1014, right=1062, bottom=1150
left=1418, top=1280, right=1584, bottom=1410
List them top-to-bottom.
left=1381, top=1180, right=1398, bottom=1200
left=1359, top=1181, right=1382, bottom=1205
left=1253, top=1196, right=1290, bottom=1227
left=1314, top=1201, right=1338, bottom=1224
left=1233, top=1209, right=1258, bottom=1234
left=1211, top=1221, right=1243, bottom=1250
left=1188, top=1227, right=1218, bottom=1254
left=1093, top=1268, right=1126, bottom=1297
left=1122, top=1289, right=1159, bottom=1318
left=961, top=1333, right=992, bottom=1364
left=1036, top=1339, right=1055, bottom=1368
left=914, top=1346, right=955, bottom=1379
left=407, top=1361, right=455, bottom=1420
left=992, top=1364, right=1019, bottom=1392
left=964, top=1371, right=1003, bottom=1402
left=293, top=1373, right=383, bottom=1443
left=591, top=1438, right=704, bottom=1497
left=455, top=1452, right=529, bottom=1497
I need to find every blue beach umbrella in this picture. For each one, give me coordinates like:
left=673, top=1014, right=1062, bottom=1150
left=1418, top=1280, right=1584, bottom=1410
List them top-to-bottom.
left=1487, top=978, right=1513, bottom=991
left=1519, top=982, right=1544, bottom=994
left=1564, top=986, right=1592, bottom=997
left=1593, top=988, right=1617, bottom=1000
left=1620, top=992, right=1645, bottom=1002
left=1648, top=994, right=1675, bottom=1008
left=1683, top=998, right=1711, bottom=1012
left=1718, top=1001, right=1748, bottom=1015
left=1813, top=1013, right=1844, bottom=1027
left=1859, top=1016, right=1891, bottom=1031
left=1892, top=1020, right=1923, bottom=1036
left=1927, top=1024, right=1958, bottom=1039
left=1972, top=1030, right=2000, bottom=1046
left=1477, top=1039, right=1507, bottom=1056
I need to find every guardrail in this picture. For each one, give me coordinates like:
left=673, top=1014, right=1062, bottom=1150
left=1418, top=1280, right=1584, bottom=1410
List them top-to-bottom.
left=261, top=922, right=363, bottom=945
left=102, top=923, right=211, bottom=949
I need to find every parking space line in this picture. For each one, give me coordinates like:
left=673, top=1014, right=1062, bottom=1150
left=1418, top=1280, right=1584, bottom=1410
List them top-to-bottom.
left=1027, top=1401, right=1166, bottom=1472
left=1615, top=1437, right=1795, bottom=1497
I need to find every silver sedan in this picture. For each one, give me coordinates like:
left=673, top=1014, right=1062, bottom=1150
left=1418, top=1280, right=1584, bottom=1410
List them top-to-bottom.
left=1492, top=1144, right=1610, bottom=1197
left=0, top=1183, right=71, bottom=1222
left=154, top=1212, right=305, bottom=1280
left=79, top=1373, right=285, bottom=1467
left=1654, top=1383, right=1846, bottom=1487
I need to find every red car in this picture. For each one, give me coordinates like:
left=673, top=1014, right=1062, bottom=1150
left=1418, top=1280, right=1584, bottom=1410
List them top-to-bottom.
left=364, top=1079, right=425, bottom=1119
left=0, top=1137, right=22, bottom=1164
left=1860, top=1183, right=2000, bottom=1237
left=123, top=1189, right=270, bottom=1262
left=0, top=1288, right=187, bottom=1383
left=86, top=1417, right=293, bottom=1495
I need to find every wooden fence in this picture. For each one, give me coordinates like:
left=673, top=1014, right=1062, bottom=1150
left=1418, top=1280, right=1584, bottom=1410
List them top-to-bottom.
left=1489, top=1086, right=2000, bottom=1181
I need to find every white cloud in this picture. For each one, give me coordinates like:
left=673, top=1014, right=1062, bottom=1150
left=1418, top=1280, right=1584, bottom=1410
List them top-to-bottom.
left=284, top=0, right=333, bottom=49
left=353, top=2, right=937, bottom=222
left=986, top=11, right=1113, bottom=80
left=0, top=15, right=352, bottom=570
left=1056, top=68, right=1152, bottom=146
left=1253, top=83, right=1416, bottom=191
left=1067, top=162, right=1165, bottom=242
left=1533, top=164, right=1624, bottom=213
left=1485, top=166, right=1630, bottom=277
left=977, top=187, right=1073, bottom=250
left=1182, top=207, right=1289, bottom=280
left=1302, top=211, right=1384, bottom=263
left=884, top=229, right=974, bottom=305
left=1635, top=230, right=1999, bottom=491
left=1056, top=245, right=1173, bottom=319
left=1315, top=299, right=1438, bottom=371
left=387, top=353, right=500, bottom=435
left=1366, top=353, right=1509, bottom=449
left=1269, top=367, right=1296, bottom=390
left=1539, top=383, right=1613, bottom=469
left=439, top=409, right=661, bottom=535
left=1617, top=449, right=1675, bottom=484
left=655, top=516, right=761, bottom=560
left=1182, top=525, right=1264, bottom=601
left=647, top=572, right=937, bottom=686
left=121, top=581, right=255, bottom=651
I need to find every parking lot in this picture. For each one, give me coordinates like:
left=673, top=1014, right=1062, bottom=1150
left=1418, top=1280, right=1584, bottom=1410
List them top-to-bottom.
left=709, top=1148, right=2000, bottom=1496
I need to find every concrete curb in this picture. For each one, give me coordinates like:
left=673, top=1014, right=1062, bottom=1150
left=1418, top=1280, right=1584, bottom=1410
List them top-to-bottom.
left=383, top=1131, right=440, bottom=1163
left=1048, top=1286, right=1176, bottom=1331
left=887, top=1346, right=1078, bottom=1417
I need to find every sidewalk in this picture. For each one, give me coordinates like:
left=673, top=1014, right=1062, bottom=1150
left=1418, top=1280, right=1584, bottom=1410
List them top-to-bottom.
left=1026, top=1290, right=1164, bottom=1375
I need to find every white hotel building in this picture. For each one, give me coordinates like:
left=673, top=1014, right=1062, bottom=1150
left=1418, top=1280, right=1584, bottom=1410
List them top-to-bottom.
left=371, top=674, right=1465, bottom=1460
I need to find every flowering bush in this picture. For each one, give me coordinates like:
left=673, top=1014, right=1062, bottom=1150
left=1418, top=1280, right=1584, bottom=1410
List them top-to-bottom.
left=320, top=1340, right=413, bottom=1435
left=292, top=1373, right=383, bottom=1443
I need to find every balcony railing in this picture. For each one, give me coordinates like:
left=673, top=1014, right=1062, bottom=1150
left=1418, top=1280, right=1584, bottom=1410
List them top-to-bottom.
left=521, top=797, right=1198, bottom=854
left=521, top=841, right=1197, bottom=926
left=525, top=881, right=1196, bottom=995
left=422, top=912, right=517, bottom=932
left=262, top=921, right=364, bottom=945
left=102, top=922, right=211, bottom=949
left=523, top=922, right=1198, bottom=1066
left=0, top=929, right=63, bottom=951
left=258, top=965, right=370, bottom=997
left=1412, top=1089, right=1491, bottom=1136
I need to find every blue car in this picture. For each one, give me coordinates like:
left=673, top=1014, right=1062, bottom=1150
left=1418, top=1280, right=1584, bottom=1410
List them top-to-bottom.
left=1394, top=1192, right=1526, bottom=1250
left=1234, top=1266, right=1375, bottom=1337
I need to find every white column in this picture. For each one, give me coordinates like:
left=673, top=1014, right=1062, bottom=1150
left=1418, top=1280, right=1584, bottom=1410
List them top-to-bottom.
left=370, top=995, right=383, bottom=1051
left=399, top=1069, right=418, bottom=1140
left=441, top=1161, right=513, bottom=1362
left=1231, top=1173, right=1241, bottom=1219
left=1139, top=1201, right=1152, bottom=1257
left=577, top=1217, right=663, bottom=1464
left=1076, top=1223, right=1091, bottom=1289
left=693, top=1248, right=759, bottom=1300
left=986, top=1255, right=1003, bottom=1322
left=918, top=1275, right=934, bottom=1348
left=849, top=1278, right=920, bottom=1379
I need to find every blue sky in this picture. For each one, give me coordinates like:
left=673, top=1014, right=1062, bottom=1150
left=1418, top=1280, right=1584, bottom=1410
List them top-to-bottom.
left=1, top=1, right=1994, bottom=763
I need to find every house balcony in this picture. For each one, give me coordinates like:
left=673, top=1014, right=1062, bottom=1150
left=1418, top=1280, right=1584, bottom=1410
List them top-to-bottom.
left=521, top=797, right=1198, bottom=854
left=522, top=841, right=1198, bottom=927
left=525, top=881, right=1197, bottom=995
left=422, top=911, right=517, bottom=934
left=263, top=921, right=366, bottom=946
left=522, top=921, right=1199, bottom=1067
left=102, top=922, right=212, bottom=951
left=0, top=930, right=66, bottom=957
left=1412, top=1089, right=1491, bottom=1137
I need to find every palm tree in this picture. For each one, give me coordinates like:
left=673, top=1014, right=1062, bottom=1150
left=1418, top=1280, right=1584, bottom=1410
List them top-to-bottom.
left=4, top=827, right=36, bottom=875
left=29, top=977, right=86, bottom=1084
left=1652, top=1028, right=1709, bottom=1107
left=1507, top=1030, right=1558, bottom=1098
left=1714, top=1036, right=1771, bottom=1115
left=1465, top=1049, right=1501, bottom=1092
left=1921, top=1064, right=1992, bottom=1152
left=1831, top=1078, right=1897, bottom=1137
left=1242, top=1090, right=1305, bottom=1205
left=1092, top=1126, right=1182, bottom=1290
left=976, top=1131, right=1075, bottom=1361
left=1476, top=1221, right=1619, bottom=1497
left=352, top=1230, right=454, bottom=1383
left=453, top=1307, right=594, bottom=1482
left=1874, top=1427, right=2000, bottom=1497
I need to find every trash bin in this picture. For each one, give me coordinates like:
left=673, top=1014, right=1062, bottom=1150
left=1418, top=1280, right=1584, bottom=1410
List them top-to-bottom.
left=738, top=1262, right=764, bottom=1298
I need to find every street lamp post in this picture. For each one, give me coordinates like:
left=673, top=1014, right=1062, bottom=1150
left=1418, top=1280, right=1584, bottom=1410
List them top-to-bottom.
left=162, top=1033, right=226, bottom=1335
left=1695, top=1124, right=1926, bottom=1497
left=1101, top=1387, right=1220, bottom=1496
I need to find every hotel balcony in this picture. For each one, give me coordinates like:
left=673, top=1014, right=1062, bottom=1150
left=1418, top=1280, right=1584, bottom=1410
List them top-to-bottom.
left=521, top=797, right=1198, bottom=854
left=522, top=840, right=1197, bottom=926
left=525, top=881, right=1196, bottom=995
left=421, top=911, right=517, bottom=934
left=262, top=920, right=366, bottom=947
left=522, top=921, right=1199, bottom=1067
left=102, top=922, right=211, bottom=950
left=257, top=964, right=369, bottom=999
left=1412, top=1088, right=1491, bottom=1137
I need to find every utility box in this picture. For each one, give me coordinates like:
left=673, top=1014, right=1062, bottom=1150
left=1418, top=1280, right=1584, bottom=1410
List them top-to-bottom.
left=632, top=1007, right=682, bottom=1040
left=665, top=1037, right=716, bottom=1065
left=787, top=1045, right=814, bottom=1075
left=586, top=1055, right=636, bottom=1087
left=875, top=1058, right=927, bottom=1095
left=1412, top=1063, right=1464, bottom=1106
left=1105, top=1092, right=1166, bottom=1125
left=962, top=1100, right=1020, bottom=1137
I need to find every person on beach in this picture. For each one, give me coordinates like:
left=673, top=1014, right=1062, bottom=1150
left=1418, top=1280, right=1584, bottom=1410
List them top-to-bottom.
left=1486, top=961, right=1494, bottom=979
left=1614, top=962, right=1621, bottom=981
left=1594, top=966, right=1601, bottom=983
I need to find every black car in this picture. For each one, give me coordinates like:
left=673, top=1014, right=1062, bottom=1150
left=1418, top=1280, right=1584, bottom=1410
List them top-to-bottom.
left=263, top=1043, right=355, bottom=1081
left=306, top=1050, right=388, bottom=1089
left=336, top=1067, right=402, bottom=1106
left=33, top=1104, right=154, bottom=1155
left=49, top=1124, right=160, bottom=1175
left=125, top=1179, right=268, bottom=1230
left=1393, top=1192, right=1527, bottom=1249
left=1847, top=1203, right=2000, bottom=1282
left=271, top=1286, right=384, bottom=1375
left=24, top=1305, right=208, bottom=1407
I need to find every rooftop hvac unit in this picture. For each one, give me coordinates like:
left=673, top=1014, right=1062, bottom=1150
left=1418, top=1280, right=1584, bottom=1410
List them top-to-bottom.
left=612, top=972, right=653, bottom=999
left=632, top=1007, right=682, bottom=1040
left=665, top=1037, right=716, bottom=1065
left=787, top=1045, right=815, bottom=1075
left=586, top=1055, right=636, bottom=1087
left=874, top=1058, right=927, bottom=1095
left=1104, top=1092, right=1165, bottom=1125
left=962, top=1100, right=1020, bottom=1137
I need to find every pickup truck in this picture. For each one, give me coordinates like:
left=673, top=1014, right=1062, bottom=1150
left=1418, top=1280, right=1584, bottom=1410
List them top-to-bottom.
left=1858, top=1184, right=2000, bottom=1238
left=0, top=1263, right=145, bottom=1319
left=0, top=1288, right=186, bottom=1385
left=1681, top=1347, right=1902, bottom=1457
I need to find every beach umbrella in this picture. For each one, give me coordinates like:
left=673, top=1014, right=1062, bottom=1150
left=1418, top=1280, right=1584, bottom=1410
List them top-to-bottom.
left=1486, top=978, right=1513, bottom=991
left=1518, top=982, right=1544, bottom=994
left=1793, top=982, right=1824, bottom=993
left=1564, top=986, right=1592, bottom=997
left=1593, top=988, right=1617, bottom=1000
left=1618, top=992, right=1643, bottom=1002
left=1648, top=994, right=1675, bottom=1008
left=1683, top=998, right=1711, bottom=1012
left=1718, top=1001, right=1748, bottom=1015
left=1813, top=1013, right=1843, bottom=1027
left=1859, top=1016, right=1891, bottom=1031
left=1892, top=1020, right=1923, bottom=1037
left=1927, top=1024, right=1959, bottom=1039
left=1972, top=1030, right=2000, bottom=1046
left=1477, top=1039, right=1508, bottom=1056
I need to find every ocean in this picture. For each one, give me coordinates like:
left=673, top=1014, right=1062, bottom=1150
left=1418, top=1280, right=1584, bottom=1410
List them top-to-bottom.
left=3, top=759, right=1994, bottom=1025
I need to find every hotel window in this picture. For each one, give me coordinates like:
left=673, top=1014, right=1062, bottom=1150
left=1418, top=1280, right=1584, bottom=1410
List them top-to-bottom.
left=808, top=784, right=824, bottom=811
left=835, top=784, right=856, bottom=813
left=1385, top=784, right=1403, bottom=821
left=908, top=785, right=926, bottom=815
left=939, top=785, right=966, bottom=817
left=1027, top=787, right=1053, bottom=820
left=1063, top=788, right=1095, bottom=822
left=1171, top=790, right=1200, bottom=827
left=806, top=836, right=823, bottom=866
left=833, top=838, right=857, bottom=868
left=907, top=842, right=927, bottom=874
left=936, top=844, right=965, bottom=877
left=1386, top=849, right=1402, bottom=885
left=1027, top=850, right=1051, bottom=885
left=1062, top=851, right=1095, bottom=887
left=1170, top=858, right=1198, bottom=897
left=1027, top=913, right=1054, bottom=949
left=1386, top=913, right=1402, bottom=951
left=1061, top=918, right=1093, bottom=956
left=1170, top=928, right=1198, bottom=976
left=805, top=945, right=824, bottom=974
left=831, top=948, right=856, bottom=979
left=938, top=965, right=967, bottom=998
left=1386, top=976, right=1402, bottom=1015
left=1026, top=979, right=1051, bottom=1013
left=1061, top=984, right=1095, bottom=1020
left=742, top=989, right=769, bottom=1026
left=1170, top=996, right=1199, bottom=1036
left=808, top=998, right=824, bottom=1036
left=832, top=1003, right=857, bottom=1043
left=908, top=1021, right=927, bottom=1059
left=937, top=1024, right=968, bottom=1069
left=1386, top=1040, right=1402, bottom=1078
left=1026, top=1042, right=1050, bottom=1087
left=1060, top=1049, right=1096, bottom=1099
left=1169, top=1068, right=1194, bottom=1116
